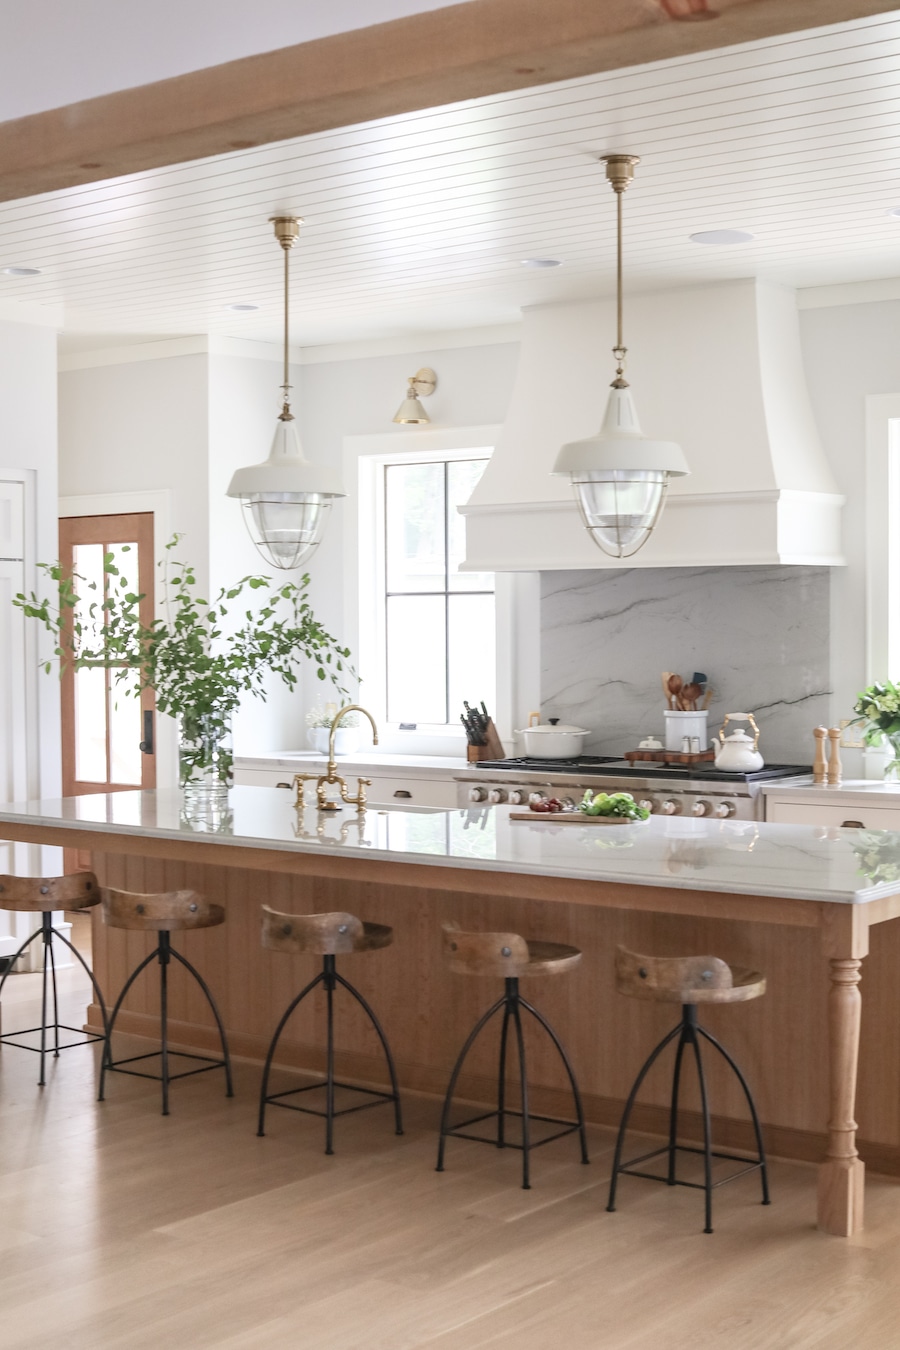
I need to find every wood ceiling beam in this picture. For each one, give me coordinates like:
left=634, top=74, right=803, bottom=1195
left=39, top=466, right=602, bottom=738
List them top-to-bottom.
left=0, top=0, right=894, bottom=204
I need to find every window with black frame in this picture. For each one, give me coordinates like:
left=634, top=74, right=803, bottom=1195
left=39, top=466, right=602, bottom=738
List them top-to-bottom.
left=383, top=456, right=495, bottom=726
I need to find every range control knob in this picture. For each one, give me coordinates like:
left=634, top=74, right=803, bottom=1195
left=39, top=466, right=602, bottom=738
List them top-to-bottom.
left=468, top=786, right=488, bottom=803
left=488, top=787, right=508, bottom=804
left=508, top=789, right=527, bottom=806
left=529, top=791, right=549, bottom=806
left=558, top=796, right=575, bottom=810
left=638, top=799, right=654, bottom=814
left=661, top=799, right=681, bottom=816
left=692, top=799, right=712, bottom=817
left=714, top=800, right=736, bottom=818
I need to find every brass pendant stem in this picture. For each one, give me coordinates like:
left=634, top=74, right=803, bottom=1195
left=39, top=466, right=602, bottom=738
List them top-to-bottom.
left=601, top=155, right=640, bottom=384
left=270, top=215, right=302, bottom=419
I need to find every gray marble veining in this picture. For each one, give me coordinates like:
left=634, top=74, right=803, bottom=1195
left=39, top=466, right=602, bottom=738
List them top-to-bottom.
left=540, top=566, right=830, bottom=763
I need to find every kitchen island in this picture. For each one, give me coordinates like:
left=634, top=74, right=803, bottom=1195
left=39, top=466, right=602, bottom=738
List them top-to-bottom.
left=2, top=788, right=900, bottom=1236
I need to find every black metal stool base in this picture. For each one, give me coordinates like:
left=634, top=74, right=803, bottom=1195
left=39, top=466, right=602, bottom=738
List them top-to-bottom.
left=0, top=911, right=109, bottom=1087
left=98, top=930, right=234, bottom=1116
left=257, top=954, right=403, bottom=1154
left=436, top=976, right=589, bottom=1189
left=606, top=1003, right=770, bottom=1233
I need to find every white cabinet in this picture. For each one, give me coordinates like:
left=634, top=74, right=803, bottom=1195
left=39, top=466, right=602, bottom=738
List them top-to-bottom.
left=234, top=766, right=457, bottom=807
left=765, top=785, right=900, bottom=830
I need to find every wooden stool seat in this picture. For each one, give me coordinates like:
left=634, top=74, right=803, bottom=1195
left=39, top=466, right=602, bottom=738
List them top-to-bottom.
left=0, top=871, right=107, bottom=1086
left=0, top=872, right=100, bottom=911
left=99, top=885, right=232, bottom=1115
left=101, top=887, right=224, bottom=932
left=257, top=908, right=402, bottom=1154
left=261, top=908, right=392, bottom=956
left=437, top=922, right=588, bottom=1188
left=441, top=925, right=582, bottom=979
left=607, top=945, right=769, bottom=1233
left=614, top=947, right=766, bottom=1005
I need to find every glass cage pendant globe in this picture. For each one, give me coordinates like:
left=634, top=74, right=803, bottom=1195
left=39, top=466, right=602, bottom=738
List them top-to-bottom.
left=552, top=384, right=689, bottom=560
left=226, top=416, right=345, bottom=571
left=570, top=469, right=669, bottom=558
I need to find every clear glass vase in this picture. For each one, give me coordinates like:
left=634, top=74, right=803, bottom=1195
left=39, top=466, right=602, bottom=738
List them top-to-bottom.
left=178, top=710, right=234, bottom=807
left=885, top=732, right=900, bottom=781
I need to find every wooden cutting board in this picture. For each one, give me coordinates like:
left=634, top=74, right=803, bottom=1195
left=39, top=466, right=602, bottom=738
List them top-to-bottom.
left=508, top=812, right=648, bottom=825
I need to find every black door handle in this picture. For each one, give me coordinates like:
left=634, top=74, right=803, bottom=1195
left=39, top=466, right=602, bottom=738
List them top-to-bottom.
left=139, top=709, right=154, bottom=754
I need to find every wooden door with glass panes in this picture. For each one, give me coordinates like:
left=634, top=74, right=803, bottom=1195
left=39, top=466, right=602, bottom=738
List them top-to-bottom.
left=59, top=514, right=156, bottom=796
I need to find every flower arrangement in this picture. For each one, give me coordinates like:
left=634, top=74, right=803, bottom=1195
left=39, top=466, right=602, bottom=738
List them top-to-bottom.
left=14, top=536, right=352, bottom=796
left=852, top=680, right=900, bottom=776
left=305, top=704, right=359, bottom=729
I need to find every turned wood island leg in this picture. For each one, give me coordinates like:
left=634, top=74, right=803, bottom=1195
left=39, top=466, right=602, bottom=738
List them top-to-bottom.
left=818, top=908, right=869, bottom=1236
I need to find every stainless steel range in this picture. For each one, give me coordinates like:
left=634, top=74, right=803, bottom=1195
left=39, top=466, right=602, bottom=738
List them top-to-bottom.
left=454, top=756, right=812, bottom=821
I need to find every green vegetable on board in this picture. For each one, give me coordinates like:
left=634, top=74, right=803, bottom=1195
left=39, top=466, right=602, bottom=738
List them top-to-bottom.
left=579, top=790, right=650, bottom=822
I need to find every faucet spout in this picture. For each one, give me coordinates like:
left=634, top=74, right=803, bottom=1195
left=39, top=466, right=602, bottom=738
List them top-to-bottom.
left=328, top=703, right=378, bottom=765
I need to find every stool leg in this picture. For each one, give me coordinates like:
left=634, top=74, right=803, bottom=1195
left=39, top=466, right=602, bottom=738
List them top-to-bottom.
left=38, top=915, right=50, bottom=1087
left=49, top=925, right=110, bottom=1036
left=48, top=926, right=60, bottom=1058
left=159, top=933, right=170, bottom=1117
left=99, top=946, right=159, bottom=1102
left=168, top=946, right=234, bottom=1099
left=325, top=956, right=336, bottom=1155
left=257, top=970, right=325, bottom=1137
left=334, top=971, right=403, bottom=1137
left=510, top=981, right=531, bottom=1190
left=436, top=993, right=506, bottom=1174
left=520, top=996, right=589, bottom=1165
left=496, top=1002, right=511, bottom=1148
left=686, top=1008, right=713, bottom=1234
left=667, top=1019, right=689, bottom=1186
left=607, top=1023, right=683, bottom=1214
left=697, top=1025, right=770, bottom=1206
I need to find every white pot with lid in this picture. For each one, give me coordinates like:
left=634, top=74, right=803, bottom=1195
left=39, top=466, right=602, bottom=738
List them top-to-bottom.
left=515, top=714, right=591, bottom=759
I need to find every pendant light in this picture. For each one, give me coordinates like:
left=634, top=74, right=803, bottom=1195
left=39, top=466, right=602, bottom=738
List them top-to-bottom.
left=552, top=156, right=689, bottom=558
left=226, top=216, right=344, bottom=570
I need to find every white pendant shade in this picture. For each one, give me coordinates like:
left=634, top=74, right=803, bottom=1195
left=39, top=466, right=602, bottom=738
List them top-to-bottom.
left=553, top=386, right=689, bottom=559
left=227, top=417, right=345, bottom=571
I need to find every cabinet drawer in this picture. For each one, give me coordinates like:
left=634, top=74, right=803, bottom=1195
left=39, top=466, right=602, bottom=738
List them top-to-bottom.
left=234, top=769, right=296, bottom=789
left=364, top=776, right=456, bottom=808
left=766, top=800, right=900, bottom=829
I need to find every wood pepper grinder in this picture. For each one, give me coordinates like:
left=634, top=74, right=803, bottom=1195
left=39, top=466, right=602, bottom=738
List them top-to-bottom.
left=813, top=725, right=842, bottom=785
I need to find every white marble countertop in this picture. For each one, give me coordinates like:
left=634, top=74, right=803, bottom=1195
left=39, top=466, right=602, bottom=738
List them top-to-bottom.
left=235, top=751, right=466, bottom=778
left=762, top=779, right=900, bottom=800
left=1, top=788, right=899, bottom=906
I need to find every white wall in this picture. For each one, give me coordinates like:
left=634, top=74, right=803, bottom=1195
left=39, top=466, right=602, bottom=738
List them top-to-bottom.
left=0, top=0, right=478, bottom=122
left=0, top=320, right=60, bottom=798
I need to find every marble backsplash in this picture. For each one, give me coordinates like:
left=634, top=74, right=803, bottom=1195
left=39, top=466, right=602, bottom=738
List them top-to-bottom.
left=540, top=566, right=831, bottom=765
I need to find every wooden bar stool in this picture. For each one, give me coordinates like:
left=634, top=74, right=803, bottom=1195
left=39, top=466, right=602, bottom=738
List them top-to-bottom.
left=0, top=871, right=108, bottom=1086
left=98, top=887, right=234, bottom=1115
left=257, top=908, right=403, bottom=1153
left=436, top=922, right=589, bottom=1189
left=606, top=945, right=770, bottom=1233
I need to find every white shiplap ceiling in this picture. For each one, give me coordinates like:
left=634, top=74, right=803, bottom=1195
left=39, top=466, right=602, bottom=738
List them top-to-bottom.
left=4, top=8, right=900, bottom=349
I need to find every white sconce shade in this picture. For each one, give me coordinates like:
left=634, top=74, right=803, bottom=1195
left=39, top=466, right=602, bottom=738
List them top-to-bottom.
left=393, top=367, right=437, bottom=424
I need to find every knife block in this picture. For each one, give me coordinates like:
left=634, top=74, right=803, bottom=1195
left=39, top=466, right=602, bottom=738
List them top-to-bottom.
left=466, top=719, right=506, bottom=762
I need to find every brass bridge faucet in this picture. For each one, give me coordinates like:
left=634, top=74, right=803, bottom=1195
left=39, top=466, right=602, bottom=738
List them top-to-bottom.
left=293, top=703, right=378, bottom=812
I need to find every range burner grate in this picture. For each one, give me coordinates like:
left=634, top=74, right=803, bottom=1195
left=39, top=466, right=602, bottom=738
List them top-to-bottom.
left=471, top=757, right=811, bottom=784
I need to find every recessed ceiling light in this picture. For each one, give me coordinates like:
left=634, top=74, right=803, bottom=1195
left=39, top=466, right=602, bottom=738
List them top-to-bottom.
left=886, top=208, right=900, bottom=219
left=689, top=230, right=755, bottom=246
left=521, top=257, right=563, bottom=268
left=1, top=265, right=42, bottom=276
left=225, top=302, right=259, bottom=311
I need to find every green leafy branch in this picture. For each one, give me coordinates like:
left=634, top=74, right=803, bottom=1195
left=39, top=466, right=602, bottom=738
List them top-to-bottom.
left=14, top=534, right=353, bottom=722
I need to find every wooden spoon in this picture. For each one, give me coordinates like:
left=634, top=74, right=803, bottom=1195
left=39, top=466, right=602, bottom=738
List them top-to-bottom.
left=661, top=672, right=674, bottom=709
left=667, top=674, right=683, bottom=710
left=681, top=681, right=702, bottom=711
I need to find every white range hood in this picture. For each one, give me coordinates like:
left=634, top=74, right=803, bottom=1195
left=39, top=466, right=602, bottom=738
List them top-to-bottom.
left=461, top=280, right=844, bottom=570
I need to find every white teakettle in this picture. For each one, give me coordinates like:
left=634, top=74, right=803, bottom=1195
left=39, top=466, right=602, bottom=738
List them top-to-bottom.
left=713, top=713, right=764, bottom=772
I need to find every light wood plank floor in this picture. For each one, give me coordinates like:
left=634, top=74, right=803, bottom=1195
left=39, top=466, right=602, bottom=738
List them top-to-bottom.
left=3, top=944, right=900, bottom=1350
